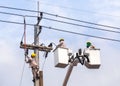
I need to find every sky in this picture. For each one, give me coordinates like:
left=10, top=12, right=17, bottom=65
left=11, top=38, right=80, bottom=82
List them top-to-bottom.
left=0, top=0, right=120, bottom=86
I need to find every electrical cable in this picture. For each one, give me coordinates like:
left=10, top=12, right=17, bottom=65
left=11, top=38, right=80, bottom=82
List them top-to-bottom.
left=38, top=1, right=120, bottom=18
left=0, top=5, right=120, bottom=30
left=0, top=5, right=38, bottom=13
left=0, top=11, right=120, bottom=34
left=0, top=11, right=37, bottom=18
left=0, top=11, right=24, bottom=17
left=43, top=12, right=120, bottom=30
left=19, top=17, right=27, bottom=86
left=42, top=17, right=120, bottom=34
left=0, top=19, right=120, bottom=42
left=0, top=19, right=34, bottom=26
left=42, top=25, right=120, bottom=42
left=41, top=58, right=46, bottom=71
left=19, top=61, right=25, bottom=86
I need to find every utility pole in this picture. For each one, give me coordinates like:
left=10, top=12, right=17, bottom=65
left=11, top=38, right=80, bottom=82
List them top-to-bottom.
left=34, top=1, right=41, bottom=86
left=20, top=2, right=52, bottom=86
left=20, top=24, right=52, bottom=86
left=34, top=25, right=40, bottom=86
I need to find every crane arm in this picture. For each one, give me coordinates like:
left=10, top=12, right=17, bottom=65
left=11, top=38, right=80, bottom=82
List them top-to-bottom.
left=63, top=63, right=74, bottom=86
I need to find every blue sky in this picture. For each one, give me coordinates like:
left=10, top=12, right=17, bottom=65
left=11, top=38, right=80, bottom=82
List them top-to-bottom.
left=0, top=0, right=120, bottom=86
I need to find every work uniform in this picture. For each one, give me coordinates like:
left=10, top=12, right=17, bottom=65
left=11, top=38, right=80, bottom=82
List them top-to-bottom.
left=58, top=40, right=66, bottom=48
left=83, top=44, right=95, bottom=63
left=25, top=56, right=39, bottom=82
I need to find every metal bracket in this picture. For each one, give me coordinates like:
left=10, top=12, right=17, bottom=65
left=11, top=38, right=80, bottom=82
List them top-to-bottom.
left=36, top=12, right=43, bottom=25
left=36, top=26, right=42, bottom=37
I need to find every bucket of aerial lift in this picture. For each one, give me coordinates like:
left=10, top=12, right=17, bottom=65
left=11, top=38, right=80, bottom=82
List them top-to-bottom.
left=54, top=47, right=69, bottom=68
left=84, top=48, right=101, bottom=69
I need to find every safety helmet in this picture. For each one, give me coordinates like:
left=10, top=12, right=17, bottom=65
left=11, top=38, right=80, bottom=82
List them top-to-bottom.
left=59, top=38, right=64, bottom=42
left=86, top=41, right=91, bottom=48
left=31, top=53, right=36, bottom=58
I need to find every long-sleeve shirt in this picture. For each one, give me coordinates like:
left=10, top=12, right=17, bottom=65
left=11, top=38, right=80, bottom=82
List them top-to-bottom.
left=57, top=41, right=66, bottom=48
left=25, top=57, right=38, bottom=68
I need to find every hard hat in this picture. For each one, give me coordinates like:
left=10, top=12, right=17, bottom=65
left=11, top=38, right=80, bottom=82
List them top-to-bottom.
left=59, top=38, right=64, bottom=42
left=86, top=41, right=91, bottom=48
left=31, top=53, right=36, bottom=58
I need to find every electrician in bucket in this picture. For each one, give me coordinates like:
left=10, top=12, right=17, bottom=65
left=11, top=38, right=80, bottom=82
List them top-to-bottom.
left=54, top=38, right=66, bottom=51
left=58, top=38, right=66, bottom=48
left=83, top=41, right=95, bottom=63
left=83, top=41, right=96, bottom=62
left=86, top=41, right=95, bottom=49
left=25, top=53, right=39, bottom=82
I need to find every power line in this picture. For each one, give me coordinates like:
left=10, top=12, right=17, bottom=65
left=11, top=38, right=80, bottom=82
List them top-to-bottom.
left=27, top=0, right=120, bottom=18
left=39, top=1, right=120, bottom=18
left=0, top=5, right=120, bottom=30
left=0, top=5, right=38, bottom=13
left=0, top=11, right=120, bottom=34
left=0, top=11, right=36, bottom=17
left=43, top=12, right=120, bottom=30
left=43, top=17, right=120, bottom=34
left=0, top=19, right=120, bottom=42
left=0, top=19, right=34, bottom=26
left=42, top=25, right=120, bottom=42
left=19, top=61, right=25, bottom=86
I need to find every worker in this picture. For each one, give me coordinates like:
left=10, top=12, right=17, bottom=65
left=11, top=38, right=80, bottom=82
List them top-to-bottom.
left=53, top=38, right=66, bottom=52
left=57, top=38, right=66, bottom=48
left=83, top=41, right=95, bottom=63
left=86, top=41, right=95, bottom=49
left=25, top=53, right=39, bottom=82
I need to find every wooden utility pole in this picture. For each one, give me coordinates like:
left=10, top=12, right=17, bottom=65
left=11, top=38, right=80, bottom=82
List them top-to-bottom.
left=34, top=1, right=41, bottom=85
left=20, top=2, right=52, bottom=86
left=20, top=25, right=52, bottom=86
left=34, top=25, right=40, bottom=86
left=39, top=71, right=43, bottom=86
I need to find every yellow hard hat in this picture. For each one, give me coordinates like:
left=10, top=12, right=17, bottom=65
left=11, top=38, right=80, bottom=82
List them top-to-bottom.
left=59, top=38, right=64, bottom=42
left=31, top=53, right=36, bottom=58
